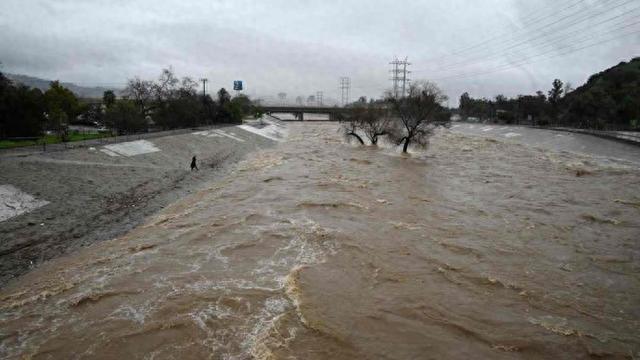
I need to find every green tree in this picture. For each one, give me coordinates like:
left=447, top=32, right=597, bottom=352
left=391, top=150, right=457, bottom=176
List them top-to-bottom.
left=563, top=57, right=639, bottom=129
left=0, top=78, right=46, bottom=138
left=548, top=79, right=563, bottom=122
left=44, top=81, right=79, bottom=138
left=216, top=88, right=235, bottom=123
left=217, top=88, right=231, bottom=105
left=103, top=90, right=116, bottom=108
left=231, top=94, right=252, bottom=116
left=104, top=100, right=146, bottom=134
left=223, top=101, right=243, bottom=123
left=252, top=104, right=265, bottom=119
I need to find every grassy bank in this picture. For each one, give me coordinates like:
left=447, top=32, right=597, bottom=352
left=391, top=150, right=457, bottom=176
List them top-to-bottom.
left=0, top=132, right=112, bottom=149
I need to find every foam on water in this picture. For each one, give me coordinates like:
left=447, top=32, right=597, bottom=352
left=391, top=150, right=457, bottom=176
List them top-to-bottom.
left=503, top=132, right=521, bottom=138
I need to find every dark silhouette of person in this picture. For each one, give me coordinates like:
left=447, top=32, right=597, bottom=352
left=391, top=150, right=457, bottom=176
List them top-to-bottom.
left=190, top=156, right=198, bottom=171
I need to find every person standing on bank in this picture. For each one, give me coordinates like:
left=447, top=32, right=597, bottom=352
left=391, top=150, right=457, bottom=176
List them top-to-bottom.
left=190, top=156, right=199, bottom=171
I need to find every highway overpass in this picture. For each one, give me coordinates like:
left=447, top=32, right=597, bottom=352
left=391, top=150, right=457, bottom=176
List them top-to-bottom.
left=262, top=106, right=349, bottom=121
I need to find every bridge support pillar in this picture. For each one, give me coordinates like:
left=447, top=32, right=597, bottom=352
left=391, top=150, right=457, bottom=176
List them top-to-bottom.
left=296, top=112, right=304, bottom=121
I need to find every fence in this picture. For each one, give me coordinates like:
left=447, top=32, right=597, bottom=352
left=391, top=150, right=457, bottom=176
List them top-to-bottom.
left=0, top=125, right=227, bottom=157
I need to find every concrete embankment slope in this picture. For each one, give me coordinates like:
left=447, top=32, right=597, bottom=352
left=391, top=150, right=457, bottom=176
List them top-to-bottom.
left=0, top=118, right=287, bottom=286
left=452, top=123, right=640, bottom=167
left=546, top=127, right=640, bottom=146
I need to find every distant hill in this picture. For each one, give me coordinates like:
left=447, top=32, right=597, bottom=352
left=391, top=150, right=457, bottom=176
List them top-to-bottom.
left=563, top=57, right=640, bottom=129
left=4, top=73, right=123, bottom=99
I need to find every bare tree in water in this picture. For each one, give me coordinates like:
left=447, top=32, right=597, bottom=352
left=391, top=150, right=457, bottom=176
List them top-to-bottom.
left=386, top=81, right=450, bottom=152
left=340, top=102, right=389, bottom=145
left=360, top=106, right=390, bottom=145
left=340, top=113, right=365, bottom=145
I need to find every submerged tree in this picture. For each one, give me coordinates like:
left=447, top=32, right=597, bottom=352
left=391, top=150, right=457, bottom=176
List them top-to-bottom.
left=386, top=81, right=450, bottom=152
left=352, top=104, right=390, bottom=145
left=340, top=116, right=365, bottom=145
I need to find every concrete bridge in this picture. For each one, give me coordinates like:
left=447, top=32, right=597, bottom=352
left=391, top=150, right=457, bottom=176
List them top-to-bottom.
left=262, top=106, right=349, bottom=121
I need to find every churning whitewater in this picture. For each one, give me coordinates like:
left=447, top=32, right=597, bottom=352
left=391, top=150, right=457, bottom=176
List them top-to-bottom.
left=1, top=122, right=639, bottom=359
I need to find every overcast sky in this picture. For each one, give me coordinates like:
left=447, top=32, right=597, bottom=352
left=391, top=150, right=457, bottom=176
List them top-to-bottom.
left=1, top=0, right=638, bottom=105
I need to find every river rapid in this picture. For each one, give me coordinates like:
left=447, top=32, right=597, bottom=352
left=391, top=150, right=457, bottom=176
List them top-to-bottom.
left=1, top=122, right=639, bottom=359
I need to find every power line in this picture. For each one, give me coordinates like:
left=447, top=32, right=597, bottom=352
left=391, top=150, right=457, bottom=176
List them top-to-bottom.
left=421, top=0, right=587, bottom=65
left=423, top=0, right=638, bottom=74
left=425, top=7, right=640, bottom=75
left=430, top=19, right=640, bottom=81
left=430, top=29, right=640, bottom=82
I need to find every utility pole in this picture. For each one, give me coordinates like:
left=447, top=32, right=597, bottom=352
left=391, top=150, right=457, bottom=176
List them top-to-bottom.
left=339, top=77, right=350, bottom=106
left=200, top=78, right=208, bottom=97
left=316, top=91, right=323, bottom=106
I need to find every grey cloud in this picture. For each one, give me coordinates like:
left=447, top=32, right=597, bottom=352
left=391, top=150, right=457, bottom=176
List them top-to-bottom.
left=1, top=0, right=638, bottom=105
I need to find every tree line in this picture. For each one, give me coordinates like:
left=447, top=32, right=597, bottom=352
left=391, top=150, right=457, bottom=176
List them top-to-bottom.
left=458, top=57, right=640, bottom=130
left=0, top=68, right=262, bottom=140
left=0, top=73, right=80, bottom=140
left=341, top=80, right=451, bottom=153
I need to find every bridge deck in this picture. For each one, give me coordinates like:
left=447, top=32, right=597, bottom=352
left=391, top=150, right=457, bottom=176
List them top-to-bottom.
left=262, top=106, right=347, bottom=113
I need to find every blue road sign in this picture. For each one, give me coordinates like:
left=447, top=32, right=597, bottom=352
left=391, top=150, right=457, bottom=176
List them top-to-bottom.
left=233, top=80, right=243, bottom=91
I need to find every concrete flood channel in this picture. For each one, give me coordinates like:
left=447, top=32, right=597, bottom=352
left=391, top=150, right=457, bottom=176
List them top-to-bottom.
left=0, top=119, right=284, bottom=286
left=0, top=121, right=639, bottom=359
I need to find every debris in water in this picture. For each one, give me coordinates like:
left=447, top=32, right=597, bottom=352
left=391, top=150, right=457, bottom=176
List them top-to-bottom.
left=575, top=169, right=591, bottom=177
left=613, top=199, right=640, bottom=208
left=581, top=213, right=621, bottom=225
left=528, top=316, right=576, bottom=336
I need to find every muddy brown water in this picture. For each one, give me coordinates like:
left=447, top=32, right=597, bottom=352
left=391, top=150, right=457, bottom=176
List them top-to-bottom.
left=0, top=123, right=639, bottom=359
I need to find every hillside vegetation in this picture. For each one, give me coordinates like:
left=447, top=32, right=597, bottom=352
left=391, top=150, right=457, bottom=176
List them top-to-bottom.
left=459, top=57, right=640, bottom=130
left=564, top=57, right=639, bottom=129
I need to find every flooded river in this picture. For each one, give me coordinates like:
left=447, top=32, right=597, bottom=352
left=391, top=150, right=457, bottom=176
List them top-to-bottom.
left=1, top=122, right=639, bottom=359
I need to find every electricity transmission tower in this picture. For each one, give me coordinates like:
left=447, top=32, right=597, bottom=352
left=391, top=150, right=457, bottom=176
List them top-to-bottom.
left=389, top=57, right=410, bottom=98
left=339, top=77, right=350, bottom=106
left=200, top=78, right=208, bottom=96
left=316, top=91, right=324, bottom=106
left=278, top=92, right=287, bottom=105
